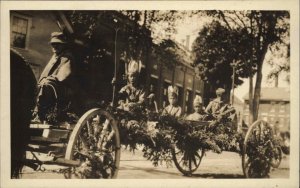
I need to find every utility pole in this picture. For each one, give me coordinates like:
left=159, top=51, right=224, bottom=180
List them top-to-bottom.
left=112, top=19, right=120, bottom=107
left=230, top=60, right=237, bottom=105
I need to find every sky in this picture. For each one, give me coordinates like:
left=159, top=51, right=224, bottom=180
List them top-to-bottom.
left=172, top=14, right=290, bottom=101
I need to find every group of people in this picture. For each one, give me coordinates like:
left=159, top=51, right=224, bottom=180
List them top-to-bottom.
left=33, top=32, right=234, bottom=124
left=105, top=49, right=233, bottom=122
left=159, top=86, right=232, bottom=121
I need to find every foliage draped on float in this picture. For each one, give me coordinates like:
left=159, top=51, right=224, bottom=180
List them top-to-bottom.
left=104, top=105, right=277, bottom=178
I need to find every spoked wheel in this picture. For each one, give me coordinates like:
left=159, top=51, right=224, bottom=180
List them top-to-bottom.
left=65, top=108, right=121, bottom=179
left=242, top=120, right=274, bottom=178
left=171, top=144, right=205, bottom=176
left=271, top=146, right=282, bottom=168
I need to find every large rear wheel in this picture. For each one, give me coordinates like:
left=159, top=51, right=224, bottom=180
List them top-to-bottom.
left=65, top=108, right=121, bottom=179
left=242, top=120, right=274, bottom=178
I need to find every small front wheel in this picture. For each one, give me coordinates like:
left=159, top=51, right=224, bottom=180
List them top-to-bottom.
left=171, top=144, right=205, bottom=176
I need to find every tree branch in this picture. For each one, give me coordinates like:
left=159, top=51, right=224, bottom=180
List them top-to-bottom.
left=218, top=11, right=232, bottom=30
left=234, top=11, right=247, bottom=28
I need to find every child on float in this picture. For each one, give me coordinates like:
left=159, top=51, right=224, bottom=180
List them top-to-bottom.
left=118, top=59, right=145, bottom=111
left=162, top=86, right=182, bottom=118
left=185, top=95, right=206, bottom=121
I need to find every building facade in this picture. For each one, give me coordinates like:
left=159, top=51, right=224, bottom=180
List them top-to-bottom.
left=10, top=10, right=205, bottom=114
left=10, top=11, right=61, bottom=80
left=148, top=56, right=204, bottom=114
left=242, top=87, right=290, bottom=132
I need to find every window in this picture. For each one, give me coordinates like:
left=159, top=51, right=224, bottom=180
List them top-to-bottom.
left=11, top=16, right=29, bottom=48
left=163, top=81, right=170, bottom=108
left=176, top=85, right=183, bottom=107
left=186, top=89, right=193, bottom=113
left=270, top=102, right=276, bottom=112
left=279, top=102, right=285, bottom=113
left=269, top=117, right=275, bottom=123
left=279, top=118, right=284, bottom=125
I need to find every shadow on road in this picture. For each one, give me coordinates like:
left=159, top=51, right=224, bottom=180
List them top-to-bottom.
left=120, top=165, right=182, bottom=177
left=120, top=165, right=245, bottom=179
left=191, top=173, right=244, bottom=179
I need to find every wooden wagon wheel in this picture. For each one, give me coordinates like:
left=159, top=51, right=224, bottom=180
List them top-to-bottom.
left=65, top=108, right=121, bottom=179
left=242, top=120, right=274, bottom=178
left=171, top=144, right=205, bottom=176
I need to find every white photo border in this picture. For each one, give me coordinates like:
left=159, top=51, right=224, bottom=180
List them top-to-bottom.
left=1, top=1, right=299, bottom=188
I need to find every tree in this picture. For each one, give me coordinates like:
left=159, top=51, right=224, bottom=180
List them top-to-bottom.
left=193, top=10, right=289, bottom=123
left=192, top=21, right=252, bottom=101
left=266, top=41, right=290, bottom=84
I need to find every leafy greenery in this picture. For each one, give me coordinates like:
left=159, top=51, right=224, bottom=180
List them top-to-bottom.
left=101, top=104, right=279, bottom=178
left=107, top=106, right=240, bottom=161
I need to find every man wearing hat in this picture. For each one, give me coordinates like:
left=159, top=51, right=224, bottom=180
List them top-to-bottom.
left=33, top=32, right=77, bottom=122
left=118, top=59, right=145, bottom=111
left=162, top=86, right=182, bottom=118
left=205, top=88, right=226, bottom=115
left=185, top=95, right=205, bottom=121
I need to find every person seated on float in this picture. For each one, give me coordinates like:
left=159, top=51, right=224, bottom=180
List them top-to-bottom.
left=32, top=32, right=77, bottom=123
left=118, top=59, right=145, bottom=111
left=162, top=86, right=182, bottom=118
left=205, top=88, right=226, bottom=116
left=205, top=88, right=236, bottom=128
left=185, top=95, right=206, bottom=121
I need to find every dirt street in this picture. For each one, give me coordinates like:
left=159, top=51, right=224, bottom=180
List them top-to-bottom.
left=21, top=148, right=289, bottom=179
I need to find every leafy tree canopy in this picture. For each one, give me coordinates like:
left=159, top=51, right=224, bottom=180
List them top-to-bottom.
left=193, top=10, right=289, bottom=121
left=192, top=21, right=250, bottom=90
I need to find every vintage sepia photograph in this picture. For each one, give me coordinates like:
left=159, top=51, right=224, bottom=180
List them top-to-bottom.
left=1, top=1, right=299, bottom=188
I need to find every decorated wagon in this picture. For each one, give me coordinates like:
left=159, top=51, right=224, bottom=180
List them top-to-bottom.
left=25, top=101, right=282, bottom=179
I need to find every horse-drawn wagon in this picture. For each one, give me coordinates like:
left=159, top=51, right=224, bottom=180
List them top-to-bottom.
left=11, top=47, right=281, bottom=179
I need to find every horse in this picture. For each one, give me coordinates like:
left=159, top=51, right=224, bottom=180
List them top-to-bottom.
left=10, top=49, right=37, bottom=178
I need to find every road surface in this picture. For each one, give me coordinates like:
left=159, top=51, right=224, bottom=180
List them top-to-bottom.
left=21, top=148, right=289, bottom=179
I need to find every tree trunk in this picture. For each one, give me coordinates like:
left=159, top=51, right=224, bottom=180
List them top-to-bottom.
left=142, top=11, right=152, bottom=95
left=248, top=11, right=254, bottom=125
left=252, top=43, right=269, bottom=121
left=253, top=64, right=262, bottom=121
left=248, top=75, right=254, bottom=124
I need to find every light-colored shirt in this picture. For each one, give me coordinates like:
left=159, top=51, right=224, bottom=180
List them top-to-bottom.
left=39, top=50, right=75, bottom=85
left=205, top=98, right=224, bottom=114
left=162, top=105, right=182, bottom=118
